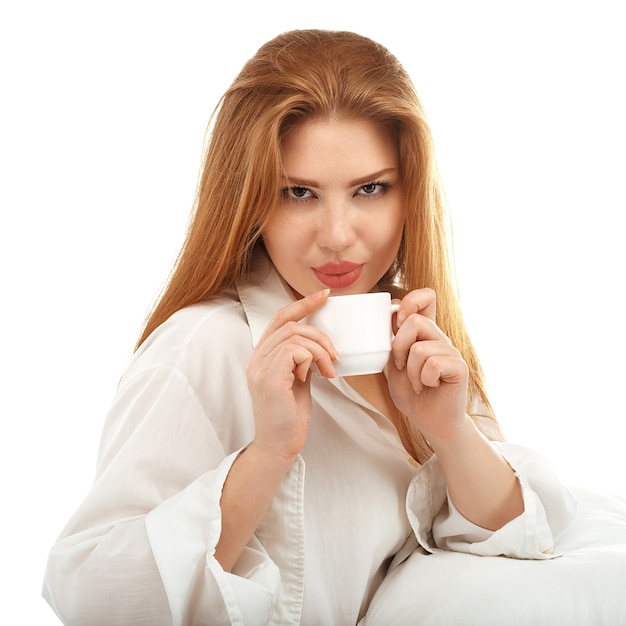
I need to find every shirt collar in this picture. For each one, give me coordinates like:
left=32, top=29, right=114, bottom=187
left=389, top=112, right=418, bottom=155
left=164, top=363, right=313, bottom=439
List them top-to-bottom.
left=235, top=246, right=296, bottom=348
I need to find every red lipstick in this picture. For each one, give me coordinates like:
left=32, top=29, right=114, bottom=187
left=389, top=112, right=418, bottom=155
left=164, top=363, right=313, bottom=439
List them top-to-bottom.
left=313, top=262, right=363, bottom=289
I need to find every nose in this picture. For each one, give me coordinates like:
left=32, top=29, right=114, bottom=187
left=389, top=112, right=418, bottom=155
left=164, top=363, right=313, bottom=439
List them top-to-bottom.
left=316, top=199, right=357, bottom=252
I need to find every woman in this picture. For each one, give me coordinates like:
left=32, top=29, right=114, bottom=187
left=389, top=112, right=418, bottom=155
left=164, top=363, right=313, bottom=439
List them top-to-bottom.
left=43, top=30, right=578, bottom=625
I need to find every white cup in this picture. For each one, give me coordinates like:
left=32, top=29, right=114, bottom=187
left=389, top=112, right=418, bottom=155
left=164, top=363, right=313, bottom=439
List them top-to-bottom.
left=306, top=292, right=399, bottom=377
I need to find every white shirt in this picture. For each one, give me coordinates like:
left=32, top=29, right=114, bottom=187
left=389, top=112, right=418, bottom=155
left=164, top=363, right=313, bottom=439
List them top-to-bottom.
left=43, top=249, right=576, bottom=625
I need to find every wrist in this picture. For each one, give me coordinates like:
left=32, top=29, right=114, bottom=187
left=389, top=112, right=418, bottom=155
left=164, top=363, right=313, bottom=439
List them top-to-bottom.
left=423, top=414, right=481, bottom=455
left=247, top=439, right=299, bottom=474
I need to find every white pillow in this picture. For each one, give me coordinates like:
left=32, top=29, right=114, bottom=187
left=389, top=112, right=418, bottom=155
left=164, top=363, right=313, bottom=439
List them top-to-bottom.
left=363, top=487, right=626, bottom=625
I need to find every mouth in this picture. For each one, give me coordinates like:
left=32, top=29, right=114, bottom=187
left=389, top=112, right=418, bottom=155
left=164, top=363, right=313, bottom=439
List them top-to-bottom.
left=312, top=262, right=363, bottom=289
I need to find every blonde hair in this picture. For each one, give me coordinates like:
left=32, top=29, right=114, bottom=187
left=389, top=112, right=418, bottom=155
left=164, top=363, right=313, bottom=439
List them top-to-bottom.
left=137, top=29, right=498, bottom=460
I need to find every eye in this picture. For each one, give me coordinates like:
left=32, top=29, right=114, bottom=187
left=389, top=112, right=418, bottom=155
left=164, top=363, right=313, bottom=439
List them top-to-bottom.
left=356, top=182, right=391, bottom=196
left=282, top=186, right=314, bottom=201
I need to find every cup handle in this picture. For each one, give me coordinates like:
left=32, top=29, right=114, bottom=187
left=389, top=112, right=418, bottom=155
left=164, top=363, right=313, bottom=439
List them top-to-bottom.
left=389, top=303, right=400, bottom=338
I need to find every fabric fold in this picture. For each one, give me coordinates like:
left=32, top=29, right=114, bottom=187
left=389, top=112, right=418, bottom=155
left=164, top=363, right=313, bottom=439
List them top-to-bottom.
left=407, top=442, right=577, bottom=559
left=145, top=450, right=276, bottom=625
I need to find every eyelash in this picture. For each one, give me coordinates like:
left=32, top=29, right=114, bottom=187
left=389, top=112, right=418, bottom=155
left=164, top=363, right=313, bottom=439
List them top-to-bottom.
left=281, top=181, right=391, bottom=203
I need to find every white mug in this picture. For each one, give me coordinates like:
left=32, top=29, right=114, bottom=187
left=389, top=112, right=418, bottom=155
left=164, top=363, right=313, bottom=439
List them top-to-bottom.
left=306, top=292, right=399, bottom=377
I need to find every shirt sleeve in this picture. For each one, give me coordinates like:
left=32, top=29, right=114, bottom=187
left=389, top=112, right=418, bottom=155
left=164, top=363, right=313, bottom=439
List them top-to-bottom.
left=43, top=366, right=281, bottom=626
left=406, top=442, right=578, bottom=559
left=145, top=448, right=282, bottom=625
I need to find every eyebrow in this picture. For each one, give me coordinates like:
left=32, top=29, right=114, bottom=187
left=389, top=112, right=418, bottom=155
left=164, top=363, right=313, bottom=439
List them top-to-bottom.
left=281, top=168, right=398, bottom=188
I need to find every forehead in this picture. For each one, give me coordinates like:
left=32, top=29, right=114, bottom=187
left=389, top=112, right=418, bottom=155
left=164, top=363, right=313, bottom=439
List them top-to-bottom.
left=280, top=117, right=398, bottom=179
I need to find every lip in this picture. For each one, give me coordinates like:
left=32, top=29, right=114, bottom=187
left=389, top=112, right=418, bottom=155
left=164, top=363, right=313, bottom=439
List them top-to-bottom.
left=312, top=262, right=363, bottom=289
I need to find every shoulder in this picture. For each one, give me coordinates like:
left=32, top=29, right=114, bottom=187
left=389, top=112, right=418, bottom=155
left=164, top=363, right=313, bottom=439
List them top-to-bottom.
left=123, top=289, right=252, bottom=390
left=97, top=291, right=256, bottom=466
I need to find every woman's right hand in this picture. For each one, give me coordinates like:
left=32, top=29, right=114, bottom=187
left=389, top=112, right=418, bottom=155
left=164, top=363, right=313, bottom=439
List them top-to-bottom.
left=246, top=289, right=337, bottom=461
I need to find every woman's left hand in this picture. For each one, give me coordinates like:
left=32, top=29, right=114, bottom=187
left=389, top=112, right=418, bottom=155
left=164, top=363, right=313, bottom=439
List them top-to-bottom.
left=387, top=288, right=469, bottom=442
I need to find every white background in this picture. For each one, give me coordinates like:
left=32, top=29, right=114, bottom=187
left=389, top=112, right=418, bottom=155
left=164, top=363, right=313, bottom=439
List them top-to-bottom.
left=1, top=1, right=624, bottom=623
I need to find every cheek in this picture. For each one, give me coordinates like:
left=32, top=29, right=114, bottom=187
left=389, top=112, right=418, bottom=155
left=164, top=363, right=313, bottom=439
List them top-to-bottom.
left=373, top=212, right=405, bottom=253
left=262, top=217, right=305, bottom=262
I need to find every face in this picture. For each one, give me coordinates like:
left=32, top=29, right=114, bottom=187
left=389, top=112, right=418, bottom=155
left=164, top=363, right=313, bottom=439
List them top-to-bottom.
left=262, top=117, right=405, bottom=298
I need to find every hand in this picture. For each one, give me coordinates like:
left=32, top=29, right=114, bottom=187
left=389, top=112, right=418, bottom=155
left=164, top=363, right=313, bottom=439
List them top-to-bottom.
left=386, top=288, right=469, bottom=442
left=246, top=289, right=337, bottom=460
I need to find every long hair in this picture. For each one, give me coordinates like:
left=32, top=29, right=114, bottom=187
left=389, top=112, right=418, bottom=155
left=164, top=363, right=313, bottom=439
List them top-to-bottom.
left=136, top=29, right=498, bottom=460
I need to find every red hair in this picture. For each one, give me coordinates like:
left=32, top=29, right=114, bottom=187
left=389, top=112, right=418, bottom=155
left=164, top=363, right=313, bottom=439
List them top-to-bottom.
left=136, top=30, right=497, bottom=459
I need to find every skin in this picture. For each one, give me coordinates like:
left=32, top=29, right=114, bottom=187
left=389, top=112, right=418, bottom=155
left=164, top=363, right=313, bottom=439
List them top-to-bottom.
left=262, top=116, right=405, bottom=298
left=215, top=117, right=523, bottom=572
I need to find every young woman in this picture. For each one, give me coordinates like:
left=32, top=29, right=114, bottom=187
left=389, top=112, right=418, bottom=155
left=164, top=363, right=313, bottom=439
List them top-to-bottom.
left=43, top=30, right=579, bottom=625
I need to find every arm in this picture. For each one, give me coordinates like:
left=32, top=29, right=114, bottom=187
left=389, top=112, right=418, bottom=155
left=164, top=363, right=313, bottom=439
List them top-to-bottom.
left=215, top=288, right=337, bottom=571
left=388, top=289, right=523, bottom=531
left=43, top=291, right=337, bottom=624
left=43, top=367, right=242, bottom=625
left=427, top=417, right=523, bottom=530
left=215, top=444, right=296, bottom=571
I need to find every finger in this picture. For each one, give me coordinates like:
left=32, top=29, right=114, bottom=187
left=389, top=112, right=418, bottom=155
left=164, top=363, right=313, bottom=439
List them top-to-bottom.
left=396, top=288, right=437, bottom=327
left=262, top=289, right=331, bottom=339
left=392, top=314, right=450, bottom=370
left=256, top=319, right=338, bottom=364
left=250, top=334, right=337, bottom=385
left=287, top=335, right=337, bottom=378
left=284, top=338, right=337, bottom=381
left=403, top=340, right=460, bottom=392
left=249, top=342, right=315, bottom=388
left=290, top=345, right=314, bottom=384
left=420, top=355, right=468, bottom=389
